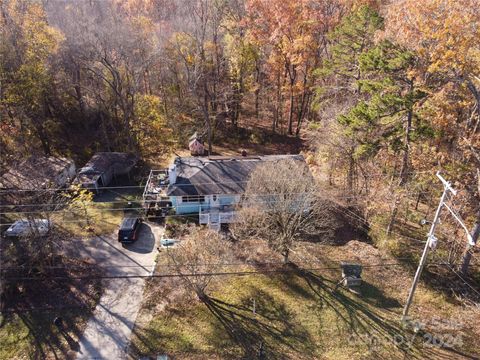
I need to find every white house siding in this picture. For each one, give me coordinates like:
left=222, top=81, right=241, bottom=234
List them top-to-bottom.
left=171, top=194, right=241, bottom=215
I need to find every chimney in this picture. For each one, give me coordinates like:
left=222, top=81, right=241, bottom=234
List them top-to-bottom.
left=168, top=163, right=177, bottom=184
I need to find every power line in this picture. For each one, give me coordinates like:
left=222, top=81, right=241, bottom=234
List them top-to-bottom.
left=0, top=170, right=454, bottom=194
left=0, top=187, right=438, bottom=209
left=0, top=188, right=444, bottom=217
left=0, top=201, right=425, bottom=245
left=327, top=201, right=427, bottom=243
left=0, top=203, right=429, bottom=244
left=0, top=256, right=423, bottom=272
left=3, top=261, right=478, bottom=282
left=4, top=262, right=477, bottom=315
left=445, top=264, right=480, bottom=298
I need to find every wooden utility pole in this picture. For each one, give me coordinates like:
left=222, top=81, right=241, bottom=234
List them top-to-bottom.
left=401, top=172, right=455, bottom=321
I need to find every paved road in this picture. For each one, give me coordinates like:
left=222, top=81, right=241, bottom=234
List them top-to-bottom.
left=68, top=222, right=163, bottom=360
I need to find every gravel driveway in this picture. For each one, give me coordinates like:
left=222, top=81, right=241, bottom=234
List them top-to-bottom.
left=67, top=221, right=163, bottom=360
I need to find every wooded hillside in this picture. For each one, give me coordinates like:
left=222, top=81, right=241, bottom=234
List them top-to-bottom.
left=1, top=0, right=479, bottom=274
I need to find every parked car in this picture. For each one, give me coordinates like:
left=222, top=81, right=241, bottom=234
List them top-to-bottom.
left=118, top=217, right=142, bottom=243
left=4, top=219, right=51, bottom=238
left=160, top=237, right=179, bottom=247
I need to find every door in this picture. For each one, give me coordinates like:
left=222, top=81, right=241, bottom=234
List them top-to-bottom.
left=211, top=194, right=220, bottom=208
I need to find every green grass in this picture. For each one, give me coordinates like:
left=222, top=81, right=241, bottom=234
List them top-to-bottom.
left=56, top=201, right=132, bottom=236
left=130, top=239, right=480, bottom=360
left=131, top=268, right=468, bottom=360
left=0, top=306, right=96, bottom=360
left=0, top=315, right=31, bottom=359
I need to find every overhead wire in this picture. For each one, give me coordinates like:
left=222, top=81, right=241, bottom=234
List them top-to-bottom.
left=0, top=169, right=450, bottom=195
left=3, top=261, right=480, bottom=282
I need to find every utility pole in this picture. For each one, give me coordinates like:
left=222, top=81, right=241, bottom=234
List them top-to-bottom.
left=401, top=172, right=456, bottom=321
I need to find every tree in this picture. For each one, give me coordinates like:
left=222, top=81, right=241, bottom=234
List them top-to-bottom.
left=1, top=0, right=64, bottom=155
left=246, top=0, right=342, bottom=134
left=384, top=0, right=480, bottom=255
left=385, top=0, right=480, bottom=128
left=319, top=4, right=384, bottom=95
left=313, top=5, right=384, bottom=196
left=233, top=158, right=334, bottom=264
left=65, top=185, right=94, bottom=230
left=165, top=228, right=233, bottom=301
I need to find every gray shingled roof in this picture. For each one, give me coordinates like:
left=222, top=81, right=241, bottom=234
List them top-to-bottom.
left=79, top=152, right=137, bottom=175
left=167, top=155, right=305, bottom=196
left=0, top=156, right=74, bottom=189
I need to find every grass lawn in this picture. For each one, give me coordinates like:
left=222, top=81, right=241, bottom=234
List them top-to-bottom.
left=56, top=187, right=144, bottom=237
left=130, top=240, right=480, bottom=360
left=0, top=269, right=102, bottom=360
left=0, top=306, right=97, bottom=360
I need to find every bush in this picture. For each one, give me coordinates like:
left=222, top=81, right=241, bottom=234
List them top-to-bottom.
left=249, top=129, right=266, bottom=144
left=368, top=214, right=402, bottom=255
left=165, top=216, right=196, bottom=237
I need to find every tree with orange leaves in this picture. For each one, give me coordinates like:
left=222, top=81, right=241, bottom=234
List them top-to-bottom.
left=246, top=0, right=343, bottom=135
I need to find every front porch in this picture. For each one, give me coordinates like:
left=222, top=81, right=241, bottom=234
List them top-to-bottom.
left=199, top=205, right=237, bottom=231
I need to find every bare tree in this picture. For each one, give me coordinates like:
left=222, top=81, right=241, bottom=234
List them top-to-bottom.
left=233, top=158, right=336, bottom=264
left=165, top=228, right=232, bottom=301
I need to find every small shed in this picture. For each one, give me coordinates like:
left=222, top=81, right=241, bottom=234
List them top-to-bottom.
left=189, top=132, right=205, bottom=156
left=76, top=152, right=138, bottom=191
left=0, top=156, right=76, bottom=190
left=341, top=262, right=363, bottom=288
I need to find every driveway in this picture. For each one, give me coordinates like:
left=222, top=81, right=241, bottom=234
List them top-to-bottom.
left=66, top=221, right=163, bottom=360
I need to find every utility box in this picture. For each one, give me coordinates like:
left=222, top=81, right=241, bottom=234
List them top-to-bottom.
left=341, top=263, right=363, bottom=288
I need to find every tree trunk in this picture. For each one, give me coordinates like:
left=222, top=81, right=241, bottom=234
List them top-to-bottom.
left=255, top=61, right=261, bottom=119
left=73, top=65, right=86, bottom=118
left=295, top=70, right=309, bottom=137
left=273, top=72, right=281, bottom=133
left=466, top=79, right=480, bottom=133
left=288, top=80, right=294, bottom=135
left=399, top=86, right=413, bottom=185
left=203, top=90, right=212, bottom=155
left=100, top=112, right=112, bottom=151
left=34, top=120, right=51, bottom=156
left=346, top=146, right=355, bottom=198
left=415, top=191, right=422, bottom=210
left=386, top=196, right=400, bottom=236
left=460, top=212, right=480, bottom=276
left=282, top=247, right=290, bottom=264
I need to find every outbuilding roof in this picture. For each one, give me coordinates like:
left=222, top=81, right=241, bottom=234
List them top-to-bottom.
left=79, top=152, right=137, bottom=175
left=167, top=154, right=305, bottom=196
left=0, top=156, right=74, bottom=189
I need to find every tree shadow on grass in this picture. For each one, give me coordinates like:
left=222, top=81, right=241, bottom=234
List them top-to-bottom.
left=1, top=262, right=102, bottom=359
left=283, top=265, right=419, bottom=359
left=285, top=265, right=480, bottom=359
left=360, top=282, right=402, bottom=309
left=203, top=289, right=314, bottom=359
left=15, top=307, right=87, bottom=360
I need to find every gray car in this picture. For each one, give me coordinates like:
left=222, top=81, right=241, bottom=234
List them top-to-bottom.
left=4, top=219, right=51, bottom=237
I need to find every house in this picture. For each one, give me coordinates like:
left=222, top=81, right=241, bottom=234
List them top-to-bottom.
left=188, top=132, right=205, bottom=156
left=76, top=152, right=138, bottom=191
left=143, top=154, right=305, bottom=230
left=0, top=156, right=76, bottom=191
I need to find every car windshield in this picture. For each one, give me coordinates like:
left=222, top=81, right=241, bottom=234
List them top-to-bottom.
left=11, top=221, right=28, bottom=229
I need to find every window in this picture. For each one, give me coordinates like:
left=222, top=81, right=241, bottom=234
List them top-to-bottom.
left=182, top=195, right=205, bottom=203
left=212, top=195, right=217, bottom=201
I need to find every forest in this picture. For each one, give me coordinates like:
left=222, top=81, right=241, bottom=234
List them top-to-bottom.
left=2, top=0, right=478, bottom=272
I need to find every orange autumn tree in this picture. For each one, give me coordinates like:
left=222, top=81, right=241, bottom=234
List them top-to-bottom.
left=246, top=0, right=343, bottom=135
left=385, top=0, right=480, bottom=273
left=385, top=0, right=480, bottom=141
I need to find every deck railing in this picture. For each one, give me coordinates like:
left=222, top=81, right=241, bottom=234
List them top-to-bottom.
left=199, top=207, right=237, bottom=225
